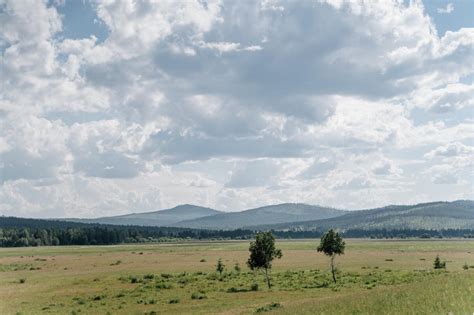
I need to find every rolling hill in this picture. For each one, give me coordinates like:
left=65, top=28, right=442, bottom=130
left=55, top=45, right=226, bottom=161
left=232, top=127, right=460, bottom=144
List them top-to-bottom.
left=63, top=200, right=474, bottom=231
left=251, top=200, right=474, bottom=231
left=172, top=203, right=346, bottom=230
left=68, top=204, right=223, bottom=227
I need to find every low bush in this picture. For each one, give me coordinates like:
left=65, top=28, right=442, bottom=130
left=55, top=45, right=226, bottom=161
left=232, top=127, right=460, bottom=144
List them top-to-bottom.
left=433, top=256, right=446, bottom=269
left=143, top=274, right=155, bottom=280
left=155, top=282, right=173, bottom=290
left=227, top=287, right=249, bottom=293
left=191, top=292, right=207, bottom=300
left=256, top=302, right=282, bottom=313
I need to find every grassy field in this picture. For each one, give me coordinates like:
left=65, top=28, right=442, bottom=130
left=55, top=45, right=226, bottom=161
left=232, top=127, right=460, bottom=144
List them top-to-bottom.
left=0, top=239, right=473, bottom=314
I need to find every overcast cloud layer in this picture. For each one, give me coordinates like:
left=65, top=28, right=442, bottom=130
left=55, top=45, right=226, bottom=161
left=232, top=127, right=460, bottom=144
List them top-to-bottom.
left=0, top=0, right=473, bottom=218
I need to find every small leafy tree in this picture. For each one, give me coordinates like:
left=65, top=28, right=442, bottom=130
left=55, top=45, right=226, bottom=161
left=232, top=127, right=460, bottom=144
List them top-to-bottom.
left=317, top=229, right=345, bottom=283
left=247, top=231, right=282, bottom=289
left=433, top=255, right=446, bottom=269
left=216, top=258, right=225, bottom=276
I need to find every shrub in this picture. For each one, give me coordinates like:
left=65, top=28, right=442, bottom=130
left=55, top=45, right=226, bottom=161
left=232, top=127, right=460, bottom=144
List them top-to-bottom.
left=433, top=255, right=446, bottom=269
left=200, top=258, right=206, bottom=262
left=216, top=258, right=225, bottom=276
left=463, top=263, right=469, bottom=270
left=206, top=273, right=219, bottom=281
left=143, top=274, right=155, bottom=280
left=130, top=276, right=139, bottom=283
left=177, top=277, right=190, bottom=285
left=19, top=278, right=26, bottom=284
left=155, top=282, right=172, bottom=290
left=251, top=283, right=259, bottom=291
left=227, top=287, right=249, bottom=293
left=191, top=292, right=207, bottom=300
left=76, top=298, right=86, bottom=305
left=169, top=298, right=180, bottom=304
left=256, top=302, right=282, bottom=313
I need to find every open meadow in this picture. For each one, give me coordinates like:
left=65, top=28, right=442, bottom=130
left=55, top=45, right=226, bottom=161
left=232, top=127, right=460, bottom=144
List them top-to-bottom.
left=0, top=239, right=473, bottom=314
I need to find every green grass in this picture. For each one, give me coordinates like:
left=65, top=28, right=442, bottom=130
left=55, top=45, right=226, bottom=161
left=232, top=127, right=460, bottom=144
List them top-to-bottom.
left=0, top=239, right=473, bottom=314
left=274, top=272, right=474, bottom=314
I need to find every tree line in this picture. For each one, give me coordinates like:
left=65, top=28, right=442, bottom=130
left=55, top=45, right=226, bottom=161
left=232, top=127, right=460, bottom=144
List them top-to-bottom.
left=1, top=216, right=473, bottom=247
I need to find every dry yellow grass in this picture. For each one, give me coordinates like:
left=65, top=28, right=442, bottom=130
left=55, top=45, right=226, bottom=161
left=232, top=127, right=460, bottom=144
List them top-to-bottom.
left=0, top=239, right=472, bottom=314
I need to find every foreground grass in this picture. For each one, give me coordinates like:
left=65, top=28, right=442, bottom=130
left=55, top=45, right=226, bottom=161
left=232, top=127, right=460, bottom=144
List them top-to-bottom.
left=0, top=239, right=473, bottom=314
left=274, top=272, right=474, bottom=314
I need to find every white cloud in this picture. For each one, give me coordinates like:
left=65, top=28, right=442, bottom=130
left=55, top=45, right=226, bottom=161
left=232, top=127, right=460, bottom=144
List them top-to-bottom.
left=0, top=0, right=473, bottom=216
left=92, top=0, right=223, bottom=60
left=437, top=3, right=454, bottom=14
left=410, top=83, right=474, bottom=112
left=425, top=142, right=474, bottom=159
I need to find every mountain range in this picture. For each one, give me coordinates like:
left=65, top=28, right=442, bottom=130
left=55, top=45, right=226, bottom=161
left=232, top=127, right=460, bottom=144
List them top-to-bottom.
left=66, top=200, right=474, bottom=231
left=251, top=200, right=474, bottom=231
left=67, top=204, right=221, bottom=227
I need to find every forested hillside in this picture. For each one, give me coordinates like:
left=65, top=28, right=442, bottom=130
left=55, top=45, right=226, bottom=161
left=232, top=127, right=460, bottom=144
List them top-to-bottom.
left=253, top=201, right=474, bottom=231
left=1, top=216, right=473, bottom=247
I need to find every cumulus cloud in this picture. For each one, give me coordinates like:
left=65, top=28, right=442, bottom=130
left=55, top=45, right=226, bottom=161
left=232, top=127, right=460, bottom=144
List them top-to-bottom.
left=0, top=0, right=473, bottom=216
left=411, top=83, right=474, bottom=112
left=425, top=142, right=474, bottom=159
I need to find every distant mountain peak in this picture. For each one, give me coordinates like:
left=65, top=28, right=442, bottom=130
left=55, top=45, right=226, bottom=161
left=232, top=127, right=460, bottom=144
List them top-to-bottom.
left=67, top=204, right=222, bottom=227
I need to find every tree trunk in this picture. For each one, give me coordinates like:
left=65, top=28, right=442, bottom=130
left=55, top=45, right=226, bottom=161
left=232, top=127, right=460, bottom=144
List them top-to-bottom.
left=330, top=255, right=337, bottom=283
left=264, top=268, right=271, bottom=289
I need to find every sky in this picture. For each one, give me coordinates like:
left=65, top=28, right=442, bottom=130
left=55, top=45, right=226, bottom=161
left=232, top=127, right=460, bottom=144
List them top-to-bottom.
left=0, top=0, right=473, bottom=218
